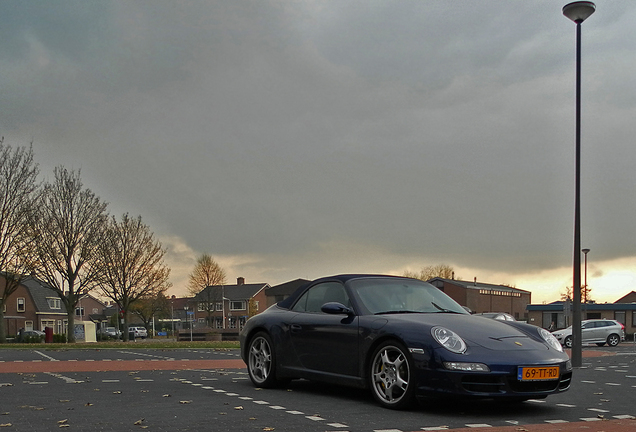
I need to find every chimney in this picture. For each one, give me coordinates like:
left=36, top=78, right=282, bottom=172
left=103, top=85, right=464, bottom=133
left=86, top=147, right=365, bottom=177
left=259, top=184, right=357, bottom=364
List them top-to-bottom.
left=451, top=271, right=455, bottom=280
left=237, top=277, right=245, bottom=286
left=474, top=277, right=477, bottom=286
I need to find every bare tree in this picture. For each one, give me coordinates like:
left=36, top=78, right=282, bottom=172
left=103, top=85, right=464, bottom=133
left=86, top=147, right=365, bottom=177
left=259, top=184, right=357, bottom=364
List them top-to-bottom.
left=0, top=140, right=40, bottom=343
left=30, top=167, right=108, bottom=343
left=94, top=214, right=171, bottom=341
left=187, top=254, right=226, bottom=326
left=187, top=254, right=227, bottom=295
left=404, top=264, right=455, bottom=281
left=130, top=292, right=170, bottom=337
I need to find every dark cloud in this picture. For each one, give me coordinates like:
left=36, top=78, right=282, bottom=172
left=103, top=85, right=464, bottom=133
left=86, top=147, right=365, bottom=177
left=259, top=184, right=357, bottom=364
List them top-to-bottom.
left=1, top=1, right=635, bottom=292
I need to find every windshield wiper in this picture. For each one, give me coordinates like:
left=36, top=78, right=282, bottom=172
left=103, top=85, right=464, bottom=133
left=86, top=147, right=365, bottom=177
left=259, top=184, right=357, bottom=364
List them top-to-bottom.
left=431, top=302, right=462, bottom=314
left=375, top=310, right=423, bottom=315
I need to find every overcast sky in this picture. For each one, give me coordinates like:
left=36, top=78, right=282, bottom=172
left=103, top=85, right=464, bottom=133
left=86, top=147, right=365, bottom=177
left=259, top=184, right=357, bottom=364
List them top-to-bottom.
left=2, top=1, right=635, bottom=303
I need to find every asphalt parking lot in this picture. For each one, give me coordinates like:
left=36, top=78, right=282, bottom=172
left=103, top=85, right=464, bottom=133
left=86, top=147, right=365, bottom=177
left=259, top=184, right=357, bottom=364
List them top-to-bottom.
left=0, top=345, right=635, bottom=431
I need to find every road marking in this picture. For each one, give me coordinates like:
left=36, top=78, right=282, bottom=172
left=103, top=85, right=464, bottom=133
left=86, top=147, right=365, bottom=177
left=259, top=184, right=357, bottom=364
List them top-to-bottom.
left=33, top=350, right=58, bottom=361
left=45, top=372, right=84, bottom=384
left=102, top=379, right=120, bottom=383
left=556, top=403, right=576, bottom=408
left=587, top=408, right=609, bottom=413
left=613, top=415, right=635, bottom=419
left=306, top=416, right=325, bottom=421
left=580, top=417, right=602, bottom=422
left=545, top=420, right=568, bottom=424
left=466, top=424, right=492, bottom=428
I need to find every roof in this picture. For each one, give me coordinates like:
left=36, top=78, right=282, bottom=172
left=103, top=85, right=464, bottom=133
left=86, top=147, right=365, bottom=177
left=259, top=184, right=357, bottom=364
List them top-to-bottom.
left=277, top=274, right=423, bottom=309
left=20, top=276, right=69, bottom=314
left=428, top=278, right=531, bottom=295
left=266, top=279, right=310, bottom=296
left=194, top=283, right=269, bottom=302
left=615, top=291, right=636, bottom=304
left=527, top=302, right=636, bottom=311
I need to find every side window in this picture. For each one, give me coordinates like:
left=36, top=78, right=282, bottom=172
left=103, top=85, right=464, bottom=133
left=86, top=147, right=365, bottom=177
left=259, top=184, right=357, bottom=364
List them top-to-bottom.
left=291, top=282, right=349, bottom=313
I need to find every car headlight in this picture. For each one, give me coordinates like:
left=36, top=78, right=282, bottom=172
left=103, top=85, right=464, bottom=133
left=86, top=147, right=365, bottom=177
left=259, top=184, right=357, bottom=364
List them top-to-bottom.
left=432, top=327, right=467, bottom=354
left=538, top=328, right=563, bottom=352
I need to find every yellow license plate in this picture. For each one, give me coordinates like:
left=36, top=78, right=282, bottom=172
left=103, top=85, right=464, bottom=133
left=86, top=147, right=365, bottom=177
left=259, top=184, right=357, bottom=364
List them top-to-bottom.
left=517, top=366, right=559, bottom=381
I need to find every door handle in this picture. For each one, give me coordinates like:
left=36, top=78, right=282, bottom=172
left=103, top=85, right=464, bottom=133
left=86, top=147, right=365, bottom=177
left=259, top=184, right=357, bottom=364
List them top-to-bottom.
left=290, top=324, right=302, bottom=332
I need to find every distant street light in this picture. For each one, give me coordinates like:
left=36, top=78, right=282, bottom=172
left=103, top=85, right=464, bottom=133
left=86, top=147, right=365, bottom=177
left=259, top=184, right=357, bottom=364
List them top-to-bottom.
left=563, top=1, right=595, bottom=368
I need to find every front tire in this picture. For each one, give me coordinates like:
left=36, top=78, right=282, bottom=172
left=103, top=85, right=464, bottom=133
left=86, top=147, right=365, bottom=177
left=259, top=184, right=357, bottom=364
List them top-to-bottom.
left=247, top=332, right=279, bottom=388
left=607, top=334, right=620, bottom=347
left=563, top=336, right=573, bottom=348
left=369, top=341, right=416, bottom=410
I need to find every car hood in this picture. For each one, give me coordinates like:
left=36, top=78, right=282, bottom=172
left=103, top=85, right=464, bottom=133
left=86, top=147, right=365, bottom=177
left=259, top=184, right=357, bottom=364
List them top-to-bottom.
left=381, top=313, right=547, bottom=351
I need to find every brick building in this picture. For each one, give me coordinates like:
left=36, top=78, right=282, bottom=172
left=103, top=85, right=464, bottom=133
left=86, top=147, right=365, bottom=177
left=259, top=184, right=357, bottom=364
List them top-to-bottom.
left=428, top=277, right=531, bottom=321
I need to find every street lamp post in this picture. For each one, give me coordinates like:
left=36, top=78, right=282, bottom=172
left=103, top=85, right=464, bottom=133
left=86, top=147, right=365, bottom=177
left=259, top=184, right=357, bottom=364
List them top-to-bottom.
left=562, top=1, right=595, bottom=368
left=582, top=248, right=590, bottom=303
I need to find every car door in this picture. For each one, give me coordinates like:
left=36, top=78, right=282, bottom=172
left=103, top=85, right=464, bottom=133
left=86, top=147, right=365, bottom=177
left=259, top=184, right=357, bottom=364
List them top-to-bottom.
left=289, top=281, right=359, bottom=377
left=581, top=321, right=597, bottom=343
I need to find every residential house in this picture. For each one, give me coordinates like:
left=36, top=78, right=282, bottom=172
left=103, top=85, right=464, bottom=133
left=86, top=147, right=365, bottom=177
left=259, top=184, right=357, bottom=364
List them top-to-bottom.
left=2, top=275, right=69, bottom=337
left=192, top=277, right=268, bottom=333
left=428, top=277, right=531, bottom=321
left=265, top=278, right=310, bottom=307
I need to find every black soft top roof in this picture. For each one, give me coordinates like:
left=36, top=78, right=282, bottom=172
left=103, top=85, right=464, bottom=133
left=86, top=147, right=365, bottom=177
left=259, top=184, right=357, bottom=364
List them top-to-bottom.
left=276, top=274, right=413, bottom=310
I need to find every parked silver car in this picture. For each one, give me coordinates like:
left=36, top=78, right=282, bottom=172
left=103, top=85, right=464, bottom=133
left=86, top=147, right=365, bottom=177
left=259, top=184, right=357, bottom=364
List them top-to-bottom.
left=552, top=319, right=625, bottom=348
left=129, top=326, right=148, bottom=339
left=99, top=327, right=122, bottom=339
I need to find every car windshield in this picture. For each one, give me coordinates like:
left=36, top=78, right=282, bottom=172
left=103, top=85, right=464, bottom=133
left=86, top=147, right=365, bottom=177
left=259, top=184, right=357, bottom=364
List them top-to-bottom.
left=350, top=278, right=468, bottom=315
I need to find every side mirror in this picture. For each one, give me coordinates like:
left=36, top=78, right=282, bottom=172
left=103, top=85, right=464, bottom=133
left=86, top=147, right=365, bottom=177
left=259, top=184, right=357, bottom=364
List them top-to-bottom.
left=321, top=302, right=353, bottom=315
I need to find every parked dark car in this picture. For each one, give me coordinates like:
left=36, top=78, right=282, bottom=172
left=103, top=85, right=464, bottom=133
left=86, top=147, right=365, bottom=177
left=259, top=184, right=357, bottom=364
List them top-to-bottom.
left=240, top=275, right=572, bottom=409
left=16, top=329, right=45, bottom=342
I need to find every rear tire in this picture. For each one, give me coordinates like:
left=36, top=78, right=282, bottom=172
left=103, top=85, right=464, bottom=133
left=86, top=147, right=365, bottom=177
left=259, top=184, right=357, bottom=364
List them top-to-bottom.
left=247, top=332, right=279, bottom=388
left=607, top=334, right=620, bottom=347
left=563, top=336, right=573, bottom=348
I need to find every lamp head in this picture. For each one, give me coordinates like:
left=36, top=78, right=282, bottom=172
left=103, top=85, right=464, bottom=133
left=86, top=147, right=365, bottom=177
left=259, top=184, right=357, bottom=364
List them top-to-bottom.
left=563, top=1, right=596, bottom=23
left=582, top=248, right=590, bottom=254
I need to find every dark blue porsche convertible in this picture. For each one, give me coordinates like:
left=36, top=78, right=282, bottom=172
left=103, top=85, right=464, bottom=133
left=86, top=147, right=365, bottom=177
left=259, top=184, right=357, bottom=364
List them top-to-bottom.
left=240, top=274, right=571, bottom=409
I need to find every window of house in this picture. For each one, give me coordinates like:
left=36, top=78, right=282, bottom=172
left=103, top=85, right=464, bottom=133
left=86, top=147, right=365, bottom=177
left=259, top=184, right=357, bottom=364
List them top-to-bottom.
left=17, top=298, right=25, bottom=312
left=47, top=298, right=61, bottom=309
left=230, top=301, right=246, bottom=311
left=215, top=302, right=223, bottom=311
left=198, top=303, right=206, bottom=311
left=75, top=307, right=84, bottom=317
left=92, top=308, right=99, bottom=314
left=615, top=311, right=626, bottom=326
left=215, top=317, right=223, bottom=329
left=228, top=317, right=237, bottom=329
left=239, top=317, right=247, bottom=328
left=198, top=318, right=205, bottom=324
left=41, top=320, right=55, bottom=331
left=25, top=321, right=34, bottom=331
